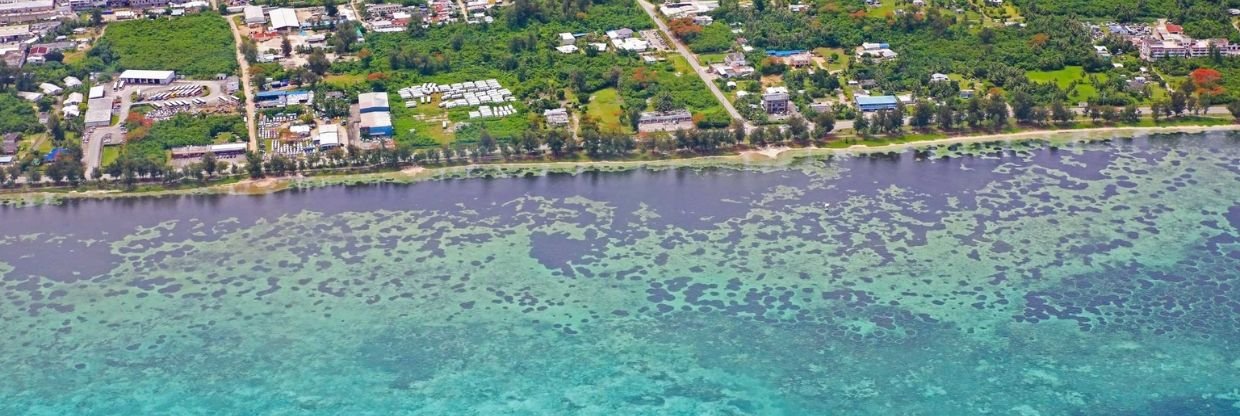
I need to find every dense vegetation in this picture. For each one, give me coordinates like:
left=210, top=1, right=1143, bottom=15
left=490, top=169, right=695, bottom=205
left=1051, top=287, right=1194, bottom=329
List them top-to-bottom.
left=330, top=0, right=725, bottom=146
left=1014, top=0, right=1239, bottom=40
left=99, top=13, right=237, bottom=78
left=0, top=93, right=44, bottom=134
left=122, top=113, right=246, bottom=162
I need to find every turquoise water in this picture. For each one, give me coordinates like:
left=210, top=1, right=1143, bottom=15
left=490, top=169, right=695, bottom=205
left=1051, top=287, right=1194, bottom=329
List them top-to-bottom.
left=1, top=133, right=1239, bottom=415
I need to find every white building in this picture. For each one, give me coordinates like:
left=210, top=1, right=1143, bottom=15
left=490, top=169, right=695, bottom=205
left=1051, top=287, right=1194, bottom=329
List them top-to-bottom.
left=244, top=5, right=265, bottom=25
left=269, top=8, right=299, bottom=31
left=119, top=69, right=176, bottom=85
left=63, top=76, right=81, bottom=88
left=38, top=82, right=61, bottom=95
left=84, top=97, right=112, bottom=127
left=317, top=124, right=341, bottom=148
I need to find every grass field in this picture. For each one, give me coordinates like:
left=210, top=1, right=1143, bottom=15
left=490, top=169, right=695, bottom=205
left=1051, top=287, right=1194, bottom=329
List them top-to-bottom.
left=866, top=0, right=896, bottom=17
left=814, top=47, right=849, bottom=72
left=698, top=53, right=727, bottom=65
left=1027, top=66, right=1108, bottom=103
left=324, top=74, right=366, bottom=89
left=586, top=88, right=627, bottom=133
left=101, top=146, right=119, bottom=167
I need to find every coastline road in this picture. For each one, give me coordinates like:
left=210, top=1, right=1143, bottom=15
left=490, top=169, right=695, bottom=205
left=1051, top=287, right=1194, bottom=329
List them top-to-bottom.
left=636, top=0, right=748, bottom=131
left=226, top=15, right=260, bottom=152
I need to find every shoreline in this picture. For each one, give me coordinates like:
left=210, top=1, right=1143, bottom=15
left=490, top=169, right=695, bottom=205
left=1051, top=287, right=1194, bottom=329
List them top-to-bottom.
left=4, top=123, right=1238, bottom=206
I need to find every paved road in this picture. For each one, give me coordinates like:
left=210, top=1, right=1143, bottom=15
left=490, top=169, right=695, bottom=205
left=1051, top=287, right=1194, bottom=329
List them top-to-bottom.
left=636, top=0, right=747, bottom=129
left=226, top=14, right=260, bottom=152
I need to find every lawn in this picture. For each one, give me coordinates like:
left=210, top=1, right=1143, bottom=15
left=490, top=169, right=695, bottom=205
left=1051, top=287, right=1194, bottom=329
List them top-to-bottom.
left=866, top=0, right=896, bottom=18
left=100, top=13, right=236, bottom=78
left=814, top=47, right=849, bottom=72
left=698, top=53, right=727, bottom=65
left=1027, top=66, right=1108, bottom=103
left=324, top=74, right=366, bottom=89
left=586, top=88, right=627, bottom=133
left=101, top=146, right=119, bottom=167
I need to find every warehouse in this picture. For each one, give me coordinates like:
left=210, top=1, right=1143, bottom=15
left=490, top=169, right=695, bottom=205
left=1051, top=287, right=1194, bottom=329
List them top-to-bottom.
left=243, top=5, right=264, bottom=25
left=269, top=8, right=299, bottom=31
left=119, top=69, right=176, bottom=85
left=357, top=92, right=389, bottom=113
left=855, top=95, right=899, bottom=112
left=84, top=98, right=112, bottom=127
left=359, top=111, right=393, bottom=137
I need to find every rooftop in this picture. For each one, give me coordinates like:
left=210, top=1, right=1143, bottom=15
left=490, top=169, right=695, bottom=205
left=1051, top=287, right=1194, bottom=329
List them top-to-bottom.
left=269, top=8, right=299, bottom=30
left=120, top=69, right=176, bottom=80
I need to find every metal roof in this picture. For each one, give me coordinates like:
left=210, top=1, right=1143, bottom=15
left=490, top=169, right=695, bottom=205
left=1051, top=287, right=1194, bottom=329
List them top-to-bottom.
left=269, top=8, right=299, bottom=30
left=119, top=70, right=176, bottom=80
left=358, top=92, right=389, bottom=110
left=855, top=95, right=899, bottom=106
left=85, top=98, right=112, bottom=125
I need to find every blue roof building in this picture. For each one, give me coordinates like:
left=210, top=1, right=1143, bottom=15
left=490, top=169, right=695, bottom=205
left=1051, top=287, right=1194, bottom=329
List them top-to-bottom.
left=855, top=95, right=900, bottom=112
left=43, top=147, right=63, bottom=162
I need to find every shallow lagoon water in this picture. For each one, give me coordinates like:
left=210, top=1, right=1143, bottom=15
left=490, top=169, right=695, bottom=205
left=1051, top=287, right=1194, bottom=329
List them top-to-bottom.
left=1, top=133, right=1239, bottom=415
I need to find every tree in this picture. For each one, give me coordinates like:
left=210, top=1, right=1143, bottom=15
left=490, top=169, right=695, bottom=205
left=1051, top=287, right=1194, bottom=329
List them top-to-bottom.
left=324, top=0, right=338, bottom=16
left=90, top=9, right=103, bottom=26
left=281, top=36, right=292, bottom=57
left=240, top=39, right=258, bottom=63
left=307, top=50, right=330, bottom=75
left=1010, top=91, right=1035, bottom=123
left=654, top=92, right=675, bottom=113
left=1170, top=92, right=1187, bottom=115
left=984, top=95, right=1008, bottom=129
left=1050, top=100, right=1073, bottom=124
left=910, top=101, right=934, bottom=129
left=1151, top=101, right=1164, bottom=122
left=1228, top=101, right=1240, bottom=120
left=936, top=103, right=955, bottom=130
left=1120, top=104, right=1140, bottom=124
left=1100, top=106, right=1118, bottom=123
left=813, top=111, right=835, bottom=135
left=852, top=111, right=869, bottom=136
left=787, top=115, right=808, bottom=144
left=730, top=118, right=746, bottom=143
left=478, top=130, right=496, bottom=157
left=519, top=130, right=541, bottom=154
left=245, top=150, right=263, bottom=178
left=202, top=151, right=218, bottom=176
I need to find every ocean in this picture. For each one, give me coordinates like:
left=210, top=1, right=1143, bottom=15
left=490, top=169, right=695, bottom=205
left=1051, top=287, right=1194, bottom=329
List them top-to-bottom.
left=1, top=133, right=1238, bottom=415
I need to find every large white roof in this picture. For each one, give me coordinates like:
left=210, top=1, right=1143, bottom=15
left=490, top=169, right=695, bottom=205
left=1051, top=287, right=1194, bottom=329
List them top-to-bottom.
left=269, top=8, right=299, bottom=30
left=119, top=69, right=176, bottom=80
left=85, top=98, right=112, bottom=125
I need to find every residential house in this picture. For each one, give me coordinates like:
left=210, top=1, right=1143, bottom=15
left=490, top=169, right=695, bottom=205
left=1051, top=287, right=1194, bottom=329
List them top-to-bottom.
left=855, top=42, right=898, bottom=61
left=762, top=86, right=790, bottom=114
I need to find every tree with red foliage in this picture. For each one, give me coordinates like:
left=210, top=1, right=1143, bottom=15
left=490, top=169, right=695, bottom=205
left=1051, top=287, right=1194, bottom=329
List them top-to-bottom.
left=668, top=18, right=702, bottom=40
left=1189, top=67, right=1224, bottom=97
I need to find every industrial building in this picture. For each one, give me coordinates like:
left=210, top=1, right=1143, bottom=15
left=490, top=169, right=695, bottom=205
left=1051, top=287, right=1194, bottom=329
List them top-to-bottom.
left=243, top=5, right=265, bottom=25
left=269, top=8, right=299, bottom=31
left=119, top=69, right=176, bottom=85
left=357, top=92, right=390, bottom=113
left=855, top=95, right=900, bottom=112
left=84, top=97, right=112, bottom=128
left=359, top=111, right=393, bottom=137
left=316, top=124, right=341, bottom=149
left=170, top=143, right=248, bottom=159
